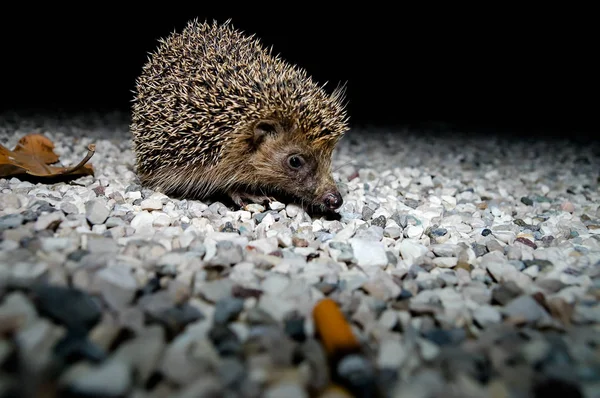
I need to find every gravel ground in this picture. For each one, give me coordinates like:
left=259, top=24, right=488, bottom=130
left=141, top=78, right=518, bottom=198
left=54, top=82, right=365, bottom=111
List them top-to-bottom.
left=0, top=111, right=599, bottom=398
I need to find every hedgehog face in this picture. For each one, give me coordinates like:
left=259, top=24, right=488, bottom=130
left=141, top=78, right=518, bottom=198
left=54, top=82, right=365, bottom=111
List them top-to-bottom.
left=244, top=119, right=343, bottom=211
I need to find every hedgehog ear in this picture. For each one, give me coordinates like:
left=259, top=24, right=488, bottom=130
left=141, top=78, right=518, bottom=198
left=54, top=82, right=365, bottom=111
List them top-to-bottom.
left=252, top=120, right=281, bottom=148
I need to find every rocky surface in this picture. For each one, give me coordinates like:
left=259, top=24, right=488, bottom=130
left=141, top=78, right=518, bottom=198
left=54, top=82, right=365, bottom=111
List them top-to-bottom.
left=0, top=112, right=599, bottom=397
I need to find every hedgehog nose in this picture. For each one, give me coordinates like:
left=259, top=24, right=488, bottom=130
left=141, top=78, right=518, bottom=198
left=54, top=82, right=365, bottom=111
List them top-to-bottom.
left=323, top=191, right=343, bottom=210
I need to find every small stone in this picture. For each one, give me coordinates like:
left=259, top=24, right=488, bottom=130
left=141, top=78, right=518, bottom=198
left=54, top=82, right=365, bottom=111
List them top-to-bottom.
left=521, top=197, right=533, bottom=206
left=140, top=198, right=162, bottom=210
left=85, top=199, right=110, bottom=225
left=269, top=201, right=285, bottom=211
left=561, top=201, right=575, bottom=213
left=60, top=202, right=79, bottom=215
left=246, top=203, right=265, bottom=213
left=362, top=206, right=375, bottom=220
left=34, top=211, right=63, bottom=231
left=130, top=211, right=154, bottom=231
left=0, top=213, right=24, bottom=232
left=371, top=215, right=386, bottom=228
left=105, top=216, right=124, bottom=228
left=429, top=228, right=448, bottom=237
left=481, top=228, right=492, bottom=236
left=515, top=237, right=537, bottom=249
left=349, top=238, right=388, bottom=268
left=486, top=239, right=503, bottom=252
left=398, top=240, right=428, bottom=265
left=471, top=243, right=487, bottom=257
left=432, top=257, right=458, bottom=268
left=93, top=265, right=138, bottom=311
left=195, top=278, right=234, bottom=303
left=491, top=281, right=523, bottom=305
left=31, top=285, right=102, bottom=335
left=503, top=295, right=552, bottom=323
left=214, top=297, right=245, bottom=325
left=473, top=305, right=502, bottom=328
left=284, top=312, right=306, bottom=342
left=377, top=339, right=407, bottom=368
left=59, top=359, right=131, bottom=397
left=264, top=381, right=308, bottom=398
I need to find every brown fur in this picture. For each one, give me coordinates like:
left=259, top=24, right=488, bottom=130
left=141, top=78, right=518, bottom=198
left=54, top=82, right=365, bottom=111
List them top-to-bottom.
left=131, top=19, right=349, bottom=210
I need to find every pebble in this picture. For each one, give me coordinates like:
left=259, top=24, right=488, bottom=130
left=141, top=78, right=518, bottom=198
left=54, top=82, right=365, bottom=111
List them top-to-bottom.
left=0, top=114, right=598, bottom=397
left=85, top=199, right=110, bottom=225
left=59, top=359, right=131, bottom=397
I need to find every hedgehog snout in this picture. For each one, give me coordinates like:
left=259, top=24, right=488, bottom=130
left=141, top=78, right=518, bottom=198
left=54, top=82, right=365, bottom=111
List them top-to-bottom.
left=322, top=191, right=343, bottom=210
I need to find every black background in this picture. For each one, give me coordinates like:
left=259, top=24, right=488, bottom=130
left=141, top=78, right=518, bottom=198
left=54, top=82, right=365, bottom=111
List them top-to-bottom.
left=2, top=7, right=598, bottom=140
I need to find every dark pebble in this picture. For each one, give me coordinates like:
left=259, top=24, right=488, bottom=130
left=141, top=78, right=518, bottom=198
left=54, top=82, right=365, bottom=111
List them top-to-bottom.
left=125, top=184, right=142, bottom=193
left=92, top=185, right=106, bottom=197
left=141, top=189, right=155, bottom=199
left=109, top=191, right=125, bottom=204
left=531, top=195, right=551, bottom=203
left=521, top=197, right=534, bottom=206
left=133, top=198, right=142, bottom=206
left=404, top=199, right=419, bottom=209
left=28, top=200, right=56, bottom=214
left=362, top=206, right=375, bottom=221
left=20, top=209, right=38, bottom=222
left=254, top=210, right=281, bottom=224
left=0, top=213, right=24, bottom=232
left=390, top=213, right=403, bottom=227
left=371, top=215, right=386, bottom=228
left=220, top=222, right=238, bottom=233
left=429, top=228, right=448, bottom=237
left=481, top=228, right=492, bottom=236
left=541, top=236, right=555, bottom=247
left=516, top=237, right=538, bottom=249
left=329, top=241, right=351, bottom=251
left=471, top=243, right=488, bottom=257
left=67, top=249, right=90, bottom=262
left=386, top=251, right=398, bottom=267
left=523, top=259, right=554, bottom=271
left=508, top=260, right=526, bottom=271
left=407, top=264, right=426, bottom=279
left=563, top=267, right=582, bottom=276
left=138, top=276, right=162, bottom=297
left=417, top=278, right=444, bottom=291
left=492, top=281, right=524, bottom=305
left=314, top=282, right=338, bottom=295
left=31, top=284, right=102, bottom=335
left=232, top=285, right=263, bottom=299
left=396, top=289, right=413, bottom=300
left=214, top=297, right=245, bottom=325
left=145, top=303, right=204, bottom=339
left=245, top=308, right=278, bottom=326
left=284, top=313, right=306, bottom=342
left=209, top=324, right=242, bottom=357
left=245, top=326, right=295, bottom=366
left=422, top=328, right=466, bottom=346
left=54, top=333, right=106, bottom=364
left=438, top=347, right=492, bottom=384
left=335, top=354, right=377, bottom=397
left=218, top=358, right=247, bottom=389
left=376, top=368, right=399, bottom=393
left=533, top=377, right=582, bottom=398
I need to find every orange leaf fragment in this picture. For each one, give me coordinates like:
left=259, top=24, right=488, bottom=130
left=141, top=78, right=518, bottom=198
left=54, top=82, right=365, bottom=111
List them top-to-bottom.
left=0, top=134, right=95, bottom=180
left=13, top=134, right=60, bottom=165
left=312, top=298, right=360, bottom=357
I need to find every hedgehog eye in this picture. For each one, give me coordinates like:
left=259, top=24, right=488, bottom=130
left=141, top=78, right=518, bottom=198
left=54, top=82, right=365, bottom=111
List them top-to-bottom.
left=287, top=155, right=304, bottom=169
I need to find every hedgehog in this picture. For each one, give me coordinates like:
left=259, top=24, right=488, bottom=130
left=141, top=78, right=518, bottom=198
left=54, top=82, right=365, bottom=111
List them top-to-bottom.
left=130, top=19, right=349, bottom=212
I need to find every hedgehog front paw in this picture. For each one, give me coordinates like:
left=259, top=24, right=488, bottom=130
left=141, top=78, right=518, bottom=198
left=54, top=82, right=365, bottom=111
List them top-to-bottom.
left=229, top=192, right=272, bottom=208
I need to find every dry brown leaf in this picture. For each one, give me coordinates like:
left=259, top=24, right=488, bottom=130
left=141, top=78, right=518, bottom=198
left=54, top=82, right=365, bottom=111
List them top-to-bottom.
left=0, top=133, right=95, bottom=180
left=13, top=134, right=60, bottom=164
